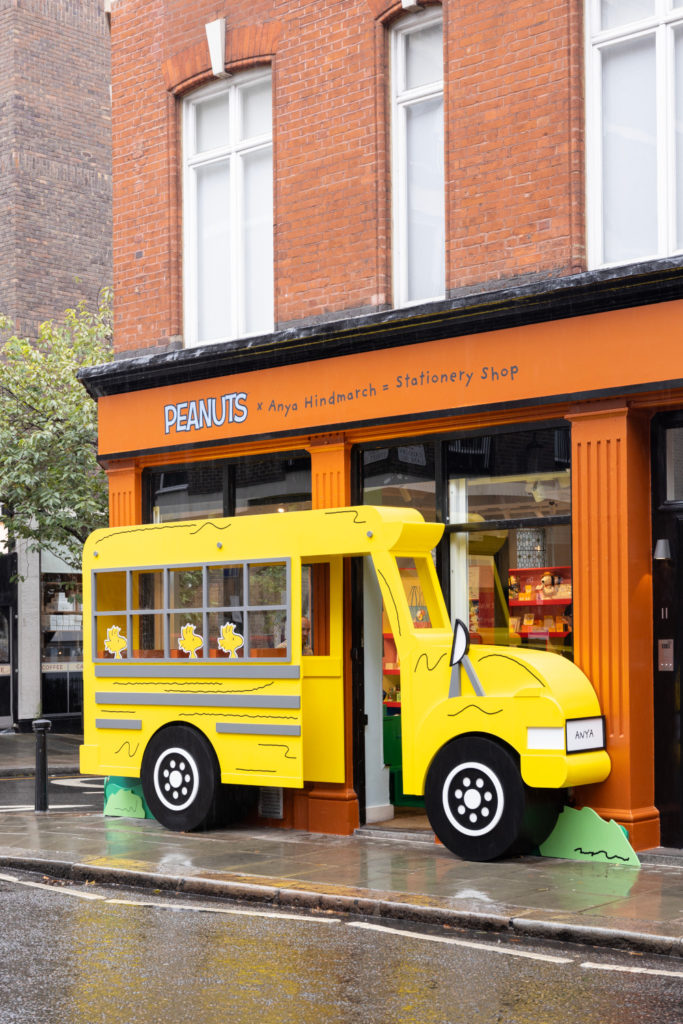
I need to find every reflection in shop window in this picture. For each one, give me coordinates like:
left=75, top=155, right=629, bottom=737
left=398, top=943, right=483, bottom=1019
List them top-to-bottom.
left=448, top=427, right=572, bottom=658
left=665, top=427, right=683, bottom=501
left=362, top=443, right=436, bottom=520
left=147, top=452, right=312, bottom=523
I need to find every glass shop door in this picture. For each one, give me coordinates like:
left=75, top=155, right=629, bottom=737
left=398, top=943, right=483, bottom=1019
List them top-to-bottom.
left=0, top=607, right=13, bottom=728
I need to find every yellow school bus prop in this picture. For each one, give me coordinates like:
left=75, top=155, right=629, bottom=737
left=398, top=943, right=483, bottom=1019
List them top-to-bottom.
left=81, top=506, right=610, bottom=861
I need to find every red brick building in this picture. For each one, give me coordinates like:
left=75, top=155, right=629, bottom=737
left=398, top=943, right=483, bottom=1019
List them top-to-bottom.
left=0, top=0, right=112, bottom=732
left=83, top=0, right=683, bottom=850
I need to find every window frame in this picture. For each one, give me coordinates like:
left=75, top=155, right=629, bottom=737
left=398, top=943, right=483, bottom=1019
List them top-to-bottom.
left=586, top=0, right=683, bottom=268
left=390, top=7, right=445, bottom=308
left=182, top=68, right=274, bottom=348
left=93, top=558, right=291, bottom=663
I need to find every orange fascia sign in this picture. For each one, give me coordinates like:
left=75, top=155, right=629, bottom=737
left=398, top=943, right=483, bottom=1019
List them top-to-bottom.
left=98, top=300, right=683, bottom=457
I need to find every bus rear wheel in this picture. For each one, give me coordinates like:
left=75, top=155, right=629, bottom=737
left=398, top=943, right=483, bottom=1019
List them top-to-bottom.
left=141, top=725, right=218, bottom=832
left=425, top=736, right=560, bottom=861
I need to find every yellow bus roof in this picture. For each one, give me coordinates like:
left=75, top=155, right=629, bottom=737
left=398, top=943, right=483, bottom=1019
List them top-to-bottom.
left=83, top=505, right=445, bottom=570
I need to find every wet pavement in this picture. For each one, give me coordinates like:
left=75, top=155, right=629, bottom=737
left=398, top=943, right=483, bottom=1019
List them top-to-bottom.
left=0, top=732, right=681, bottom=958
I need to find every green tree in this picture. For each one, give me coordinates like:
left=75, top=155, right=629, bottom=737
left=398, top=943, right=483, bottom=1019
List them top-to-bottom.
left=0, top=289, right=113, bottom=566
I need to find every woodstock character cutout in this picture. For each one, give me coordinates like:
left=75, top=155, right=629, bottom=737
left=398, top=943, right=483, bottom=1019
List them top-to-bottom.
left=217, top=622, right=244, bottom=659
left=178, top=623, right=203, bottom=659
left=104, top=625, right=127, bottom=660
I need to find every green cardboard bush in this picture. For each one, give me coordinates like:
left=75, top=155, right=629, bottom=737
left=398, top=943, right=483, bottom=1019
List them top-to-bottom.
left=539, top=805, right=640, bottom=866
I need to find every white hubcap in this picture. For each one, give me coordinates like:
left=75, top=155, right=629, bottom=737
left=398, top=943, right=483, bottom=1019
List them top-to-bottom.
left=442, top=760, right=505, bottom=837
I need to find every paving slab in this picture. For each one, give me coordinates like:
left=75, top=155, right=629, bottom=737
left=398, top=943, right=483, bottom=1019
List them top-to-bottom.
left=0, top=733, right=680, bottom=956
left=0, top=808, right=680, bottom=958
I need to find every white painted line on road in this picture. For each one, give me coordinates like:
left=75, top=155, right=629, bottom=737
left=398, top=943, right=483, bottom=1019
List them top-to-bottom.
left=52, top=779, right=104, bottom=789
left=0, top=804, right=96, bottom=811
left=0, top=873, right=104, bottom=901
left=0, top=873, right=341, bottom=923
left=106, top=897, right=341, bottom=924
left=348, top=921, right=574, bottom=964
left=581, top=961, right=683, bottom=979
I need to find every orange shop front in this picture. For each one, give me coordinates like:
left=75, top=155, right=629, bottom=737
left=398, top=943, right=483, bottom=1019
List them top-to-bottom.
left=84, top=295, right=683, bottom=850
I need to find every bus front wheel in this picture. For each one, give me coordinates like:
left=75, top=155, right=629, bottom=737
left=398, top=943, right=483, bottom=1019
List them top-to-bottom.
left=141, top=725, right=219, bottom=832
left=424, top=736, right=560, bottom=861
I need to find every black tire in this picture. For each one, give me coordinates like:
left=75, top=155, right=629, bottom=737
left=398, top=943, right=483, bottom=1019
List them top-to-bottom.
left=141, top=725, right=219, bottom=832
left=425, top=736, right=559, bottom=861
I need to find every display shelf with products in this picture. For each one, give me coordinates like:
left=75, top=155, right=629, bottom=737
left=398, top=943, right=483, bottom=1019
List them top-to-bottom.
left=508, top=566, right=572, bottom=649
left=382, top=632, right=401, bottom=708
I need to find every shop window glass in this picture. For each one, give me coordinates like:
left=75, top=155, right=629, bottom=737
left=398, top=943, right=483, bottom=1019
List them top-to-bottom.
left=665, top=427, right=683, bottom=501
left=448, top=428, right=572, bottom=658
left=447, top=430, right=571, bottom=523
left=362, top=443, right=436, bottom=521
left=147, top=452, right=311, bottom=523
left=234, top=453, right=312, bottom=516
left=149, top=463, right=226, bottom=523
left=451, top=524, right=573, bottom=655
left=396, top=556, right=448, bottom=630
left=93, top=561, right=292, bottom=663
left=248, top=562, right=287, bottom=606
left=302, top=563, right=330, bottom=656
left=207, top=565, right=243, bottom=607
left=169, top=568, right=203, bottom=610
left=40, top=570, right=84, bottom=718
left=132, top=570, right=163, bottom=610
left=41, top=573, right=83, bottom=663
left=249, top=609, right=288, bottom=658
left=0, top=611, right=8, bottom=663
left=171, top=611, right=205, bottom=659
left=208, top=611, right=245, bottom=659
left=131, top=614, right=164, bottom=658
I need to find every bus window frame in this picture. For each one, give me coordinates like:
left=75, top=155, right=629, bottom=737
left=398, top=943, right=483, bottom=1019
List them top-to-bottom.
left=92, top=557, right=293, bottom=664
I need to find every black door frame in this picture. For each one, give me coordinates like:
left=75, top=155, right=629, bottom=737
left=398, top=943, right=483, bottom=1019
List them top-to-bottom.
left=651, top=412, right=683, bottom=847
left=0, top=554, right=18, bottom=728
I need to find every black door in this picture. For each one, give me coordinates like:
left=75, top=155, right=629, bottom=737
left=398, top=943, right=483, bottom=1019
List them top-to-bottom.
left=652, top=415, right=683, bottom=847
left=0, top=553, right=17, bottom=729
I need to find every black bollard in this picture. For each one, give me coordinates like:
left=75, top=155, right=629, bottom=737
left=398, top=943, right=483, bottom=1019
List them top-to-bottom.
left=32, top=718, right=52, bottom=812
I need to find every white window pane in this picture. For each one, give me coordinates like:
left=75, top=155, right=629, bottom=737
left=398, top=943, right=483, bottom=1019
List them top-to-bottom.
left=600, top=0, right=654, bottom=30
left=405, top=22, right=443, bottom=91
left=676, top=29, right=683, bottom=248
left=601, top=36, right=657, bottom=262
left=241, top=79, right=272, bottom=140
left=195, top=93, right=230, bottom=154
left=406, top=97, right=444, bottom=301
left=243, top=147, right=273, bottom=334
left=196, top=161, right=231, bottom=342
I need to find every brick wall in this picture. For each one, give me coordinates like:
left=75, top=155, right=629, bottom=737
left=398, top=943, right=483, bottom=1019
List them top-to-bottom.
left=0, top=0, right=112, bottom=339
left=110, top=0, right=584, bottom=355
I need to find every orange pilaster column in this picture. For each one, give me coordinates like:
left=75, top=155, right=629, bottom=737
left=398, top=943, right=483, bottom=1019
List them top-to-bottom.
left=569, top=405, right=659, bottom=850
left=309, top=436, right=353, bottom=510
left=305, top=437, right=359, bottom=834
left=107, top=463, right=143, bottom=527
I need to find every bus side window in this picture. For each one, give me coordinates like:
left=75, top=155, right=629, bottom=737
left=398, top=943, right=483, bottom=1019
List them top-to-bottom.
left=302, top=563, right=330, bottom=656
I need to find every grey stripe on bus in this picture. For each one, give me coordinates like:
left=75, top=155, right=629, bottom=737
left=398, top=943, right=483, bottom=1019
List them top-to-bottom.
left=94, top=664, right=301, bottom=680
left=95, top=692, right=300, bottom=709
left=95, top=719, right=143, bottom=730
left=215, top=723, right=301, bottom=736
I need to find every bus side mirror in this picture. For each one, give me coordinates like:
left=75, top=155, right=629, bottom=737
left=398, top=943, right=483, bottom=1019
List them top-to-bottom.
left=448, top=618, right=485, bottom=699
left=450, top=619, right=470, bottom=666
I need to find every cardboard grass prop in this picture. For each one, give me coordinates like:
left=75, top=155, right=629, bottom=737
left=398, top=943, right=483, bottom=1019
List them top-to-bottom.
left=82, top=506, right=611, bottom=861
left=540, top=805, right=640, bottom=866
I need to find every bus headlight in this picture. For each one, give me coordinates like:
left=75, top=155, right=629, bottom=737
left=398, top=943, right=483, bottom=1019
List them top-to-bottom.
left=526, top=727, right=565, bottom=751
